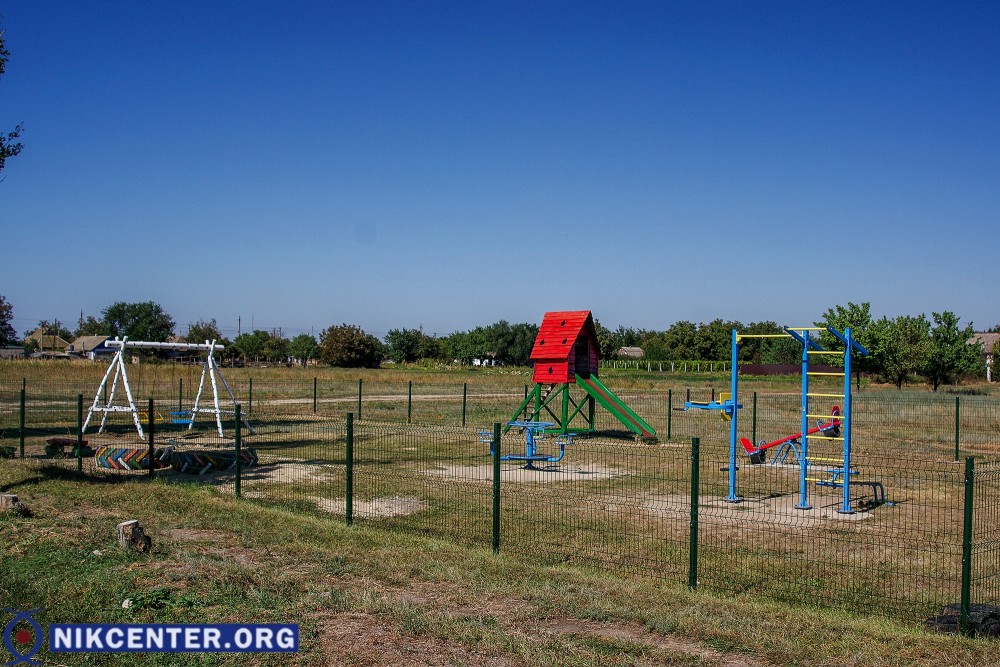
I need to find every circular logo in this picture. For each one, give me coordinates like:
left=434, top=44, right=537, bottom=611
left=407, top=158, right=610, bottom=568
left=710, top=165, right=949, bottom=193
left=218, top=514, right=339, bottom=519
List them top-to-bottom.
left=2, top=608, right=43, bottom=666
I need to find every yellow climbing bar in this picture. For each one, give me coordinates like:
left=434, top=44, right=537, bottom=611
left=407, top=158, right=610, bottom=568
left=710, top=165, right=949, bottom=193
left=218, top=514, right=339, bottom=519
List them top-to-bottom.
left=736, top=333, right=792, bottom=340
left=807, top=350, right=842, bottom=355
left=808, top=371, right=845, bottom=376
left=807, top=392, right=844, bottom=398
left=807, top=412, right=840, bottom=420
left=810, top=435, right=844, bottom=441
left=808, top=457, right=845, bottom=463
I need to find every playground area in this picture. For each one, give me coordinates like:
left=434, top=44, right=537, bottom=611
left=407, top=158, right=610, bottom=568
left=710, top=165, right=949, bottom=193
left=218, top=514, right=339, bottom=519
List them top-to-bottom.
left=2, top=317, right=1000, bottom=628
left=5, top=400, right=999, bottom=627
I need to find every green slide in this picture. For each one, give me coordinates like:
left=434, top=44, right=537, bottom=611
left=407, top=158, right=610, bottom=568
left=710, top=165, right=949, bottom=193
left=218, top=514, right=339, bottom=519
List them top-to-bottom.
left=576, top=374, right=656, bottom=439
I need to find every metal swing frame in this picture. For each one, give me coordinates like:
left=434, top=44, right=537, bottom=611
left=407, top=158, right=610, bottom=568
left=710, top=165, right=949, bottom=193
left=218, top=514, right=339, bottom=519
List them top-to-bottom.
left=83, top=337, right=254, bottom=440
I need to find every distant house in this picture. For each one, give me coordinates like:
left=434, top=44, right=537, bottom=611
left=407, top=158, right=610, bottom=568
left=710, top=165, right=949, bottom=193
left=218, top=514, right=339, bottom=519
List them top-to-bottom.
left=25, top=327, right=70, bottom=352
left=969, top=332, right=1000, bottom=382
left=67, top=335, right=114, bottom=361
left=0, top=345, right=26, bottom=359
left=617, top=346, right=645, bottom=359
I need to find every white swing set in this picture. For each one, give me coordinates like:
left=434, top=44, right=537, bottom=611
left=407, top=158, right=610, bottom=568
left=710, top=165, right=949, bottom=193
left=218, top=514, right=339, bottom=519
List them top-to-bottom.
left=83, top=338, right=254, bottom=439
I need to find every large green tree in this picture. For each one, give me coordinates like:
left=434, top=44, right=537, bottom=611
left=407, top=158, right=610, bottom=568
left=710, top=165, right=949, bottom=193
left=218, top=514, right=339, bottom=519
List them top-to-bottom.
left=0, top=24, right=23, bottom=178
left=0, top=294, right=15, bottom=345
left=101, top=301, right=175, bottom=342
left=816, top=302, right=878, bottom=373
left=922, top=312, right=982, bottom=391
left=74, top=314, right=105, bottom=337
left=868, top=315, right=931, bottom=389
left=184, top=318, right=225, bottom=345
left=694, top=319, right=743, bottom=361
left=739, top=321, right=800, bottom=365
left=318, top=324, right=383, bottom=368
left=385, top=328, right=441, bottom=363
left=232, top=330, right=270, bottom=363
left=261, top=330, right=289, bottom=362
left=288, top=333, right=319, bottom=366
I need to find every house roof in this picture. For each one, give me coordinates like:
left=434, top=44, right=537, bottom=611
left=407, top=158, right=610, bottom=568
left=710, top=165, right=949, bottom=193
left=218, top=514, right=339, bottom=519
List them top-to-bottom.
left=530, top=310, right=596, bottom=361
left=26, top=328, right=70, bottom=350
left=969, top=332, right=1000, bottom=354
left=68, top=335, right=111, bottom=353
left=617, top=346, right=644, bottom=358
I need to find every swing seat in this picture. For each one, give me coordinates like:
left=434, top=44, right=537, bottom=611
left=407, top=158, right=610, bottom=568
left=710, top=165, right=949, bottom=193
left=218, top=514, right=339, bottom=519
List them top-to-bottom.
left=170, top=411, right=194, bottom=425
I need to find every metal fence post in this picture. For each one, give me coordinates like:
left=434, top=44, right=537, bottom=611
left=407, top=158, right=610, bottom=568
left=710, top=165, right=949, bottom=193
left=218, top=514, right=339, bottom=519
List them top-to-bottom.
left=248, top=377, right=253, bottom=415
left=313, top=377, right=318, bottom=414
left=178, top=378, right=183, bottom=415
left=357, top=380, right=363, bottom=422
left=407, top=380, right=412, bottom=423
left=19, top=383, right=25, bottom=459
left=461, top=383, right=467, bottom=427
left=667, top=389, right=672, bottom=441
left=752, top=391, right=758, bottom=448
left=76, top=394, right=84, bottom=473
left=955, top=396, right=961, bottom=461
left=147, top=398, right=155, bottom=480
left=234, top=404, right=242, bottom=498
left=346, top=413, right=354, bottom=526
left=492, top=422, right=501, bottom=554
left=689, top=437, right=700, bottom=589
left=961, top=456, right=974, bottom=636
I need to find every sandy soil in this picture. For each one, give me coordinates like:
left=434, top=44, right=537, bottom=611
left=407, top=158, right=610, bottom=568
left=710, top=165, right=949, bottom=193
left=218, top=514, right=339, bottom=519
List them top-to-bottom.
left=423, top=462, right=619, bottom=484
left=311, top=495, right=428, bottom=518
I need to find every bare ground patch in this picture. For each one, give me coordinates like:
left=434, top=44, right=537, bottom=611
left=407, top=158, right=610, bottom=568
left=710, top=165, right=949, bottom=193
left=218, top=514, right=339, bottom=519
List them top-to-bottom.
left=423, top=463, right=619, bottom=484
left=312, top=495, right=428, bottom=519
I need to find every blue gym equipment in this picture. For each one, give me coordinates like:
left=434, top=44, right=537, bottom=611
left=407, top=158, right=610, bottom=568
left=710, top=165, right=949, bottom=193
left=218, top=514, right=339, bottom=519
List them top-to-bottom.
left=480, top=420, right=577, bottom=469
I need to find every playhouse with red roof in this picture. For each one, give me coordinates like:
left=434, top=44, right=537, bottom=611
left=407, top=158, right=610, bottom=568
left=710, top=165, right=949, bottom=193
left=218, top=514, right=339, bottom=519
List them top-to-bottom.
left=507, top=310, right=656, bottom=440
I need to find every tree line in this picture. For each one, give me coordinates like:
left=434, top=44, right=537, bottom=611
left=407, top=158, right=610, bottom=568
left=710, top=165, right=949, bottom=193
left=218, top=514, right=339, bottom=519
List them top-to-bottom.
left=0, top=295, right=992, bottom=390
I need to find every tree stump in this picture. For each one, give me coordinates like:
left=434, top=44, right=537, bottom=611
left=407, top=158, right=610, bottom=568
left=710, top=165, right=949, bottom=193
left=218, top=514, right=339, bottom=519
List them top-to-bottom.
left=1, top=494, right=31, bottom=517
left=116, top=520, right=152, bottom=552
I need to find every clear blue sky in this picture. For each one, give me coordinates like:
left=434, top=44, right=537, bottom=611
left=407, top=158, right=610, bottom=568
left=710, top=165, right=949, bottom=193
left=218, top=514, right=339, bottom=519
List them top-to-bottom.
left=2, top=1, right=998, bottom=340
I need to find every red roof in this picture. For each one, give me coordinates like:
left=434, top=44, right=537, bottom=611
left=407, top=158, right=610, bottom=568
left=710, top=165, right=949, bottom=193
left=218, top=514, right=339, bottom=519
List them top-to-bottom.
left=530, top=311, right=595, bottom=361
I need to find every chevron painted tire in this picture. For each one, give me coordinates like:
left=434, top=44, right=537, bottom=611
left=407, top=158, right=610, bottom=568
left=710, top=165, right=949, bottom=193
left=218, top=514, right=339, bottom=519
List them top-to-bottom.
left=94, top=445, right=173, bottom=470
left=172, top=449, right=259, bottom=475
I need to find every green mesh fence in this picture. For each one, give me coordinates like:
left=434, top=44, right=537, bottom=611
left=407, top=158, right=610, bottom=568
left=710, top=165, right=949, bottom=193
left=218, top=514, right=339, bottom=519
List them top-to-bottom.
left=972, top=459, right=1000, bottom=609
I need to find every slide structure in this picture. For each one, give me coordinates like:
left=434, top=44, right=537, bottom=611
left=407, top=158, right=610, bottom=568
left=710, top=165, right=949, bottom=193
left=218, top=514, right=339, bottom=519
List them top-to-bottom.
left=576, top=374, right=656, bottom=439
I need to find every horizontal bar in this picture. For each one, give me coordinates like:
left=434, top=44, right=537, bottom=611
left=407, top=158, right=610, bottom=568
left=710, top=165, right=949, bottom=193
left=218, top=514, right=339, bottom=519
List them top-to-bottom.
left=736, top=334, right=791, bottom=339
left=107, top=339, right=224, bottom=351
left=807, top=350, right=842, bottom=355
left=807, top=372, right=845, bottom=376
left=806, top=392, right=844, bottom=398
left=806, top=413, right=840, bottom=419
left=809, top=435, right=844, bottom=441
left=808, top=457, right=845, bottom=463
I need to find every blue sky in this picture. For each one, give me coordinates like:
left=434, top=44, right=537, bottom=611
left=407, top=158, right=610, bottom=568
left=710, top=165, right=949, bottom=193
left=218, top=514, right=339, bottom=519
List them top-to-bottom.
left=2, top=1, right=998, bottom=340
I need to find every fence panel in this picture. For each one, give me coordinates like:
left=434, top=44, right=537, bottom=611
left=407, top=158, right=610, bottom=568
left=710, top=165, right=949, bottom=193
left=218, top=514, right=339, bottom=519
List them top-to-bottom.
left=353, top=422, right=492, bottom=550
left=973, top=459, right=1000, bottom=609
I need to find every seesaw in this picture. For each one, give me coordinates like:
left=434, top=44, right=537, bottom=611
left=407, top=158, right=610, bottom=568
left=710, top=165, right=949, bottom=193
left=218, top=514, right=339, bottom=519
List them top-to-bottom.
left=740, top=406, right=840, bottom=464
